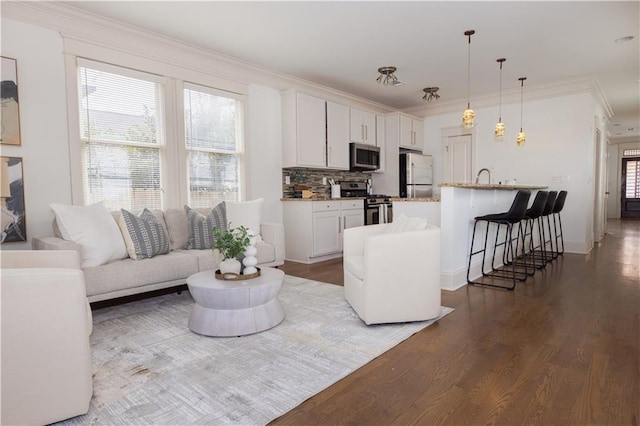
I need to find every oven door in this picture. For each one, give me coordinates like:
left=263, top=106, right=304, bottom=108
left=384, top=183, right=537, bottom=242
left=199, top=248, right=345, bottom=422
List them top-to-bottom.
left=366, top=203, right=392, bottom=225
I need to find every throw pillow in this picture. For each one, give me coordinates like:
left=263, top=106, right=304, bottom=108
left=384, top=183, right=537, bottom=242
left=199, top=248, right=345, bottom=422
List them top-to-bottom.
left=225, top=198, right=263, bottom=237
left=50, top=202, right=128, bottom=268
left=186, top=203, right=227, bottom=250
left=118, top=208, right=170, bottom=260
left=385, top=214, right=428, bottom=234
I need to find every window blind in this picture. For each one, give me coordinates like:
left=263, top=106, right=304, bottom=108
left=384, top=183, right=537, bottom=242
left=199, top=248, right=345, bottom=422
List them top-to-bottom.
left=78, top=61, right=164, bottom=210
left=184, top=83, right=242, bottom=208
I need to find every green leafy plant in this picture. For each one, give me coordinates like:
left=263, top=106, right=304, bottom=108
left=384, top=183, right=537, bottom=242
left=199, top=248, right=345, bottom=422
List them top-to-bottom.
left=212, top=224, right=250, bottom=260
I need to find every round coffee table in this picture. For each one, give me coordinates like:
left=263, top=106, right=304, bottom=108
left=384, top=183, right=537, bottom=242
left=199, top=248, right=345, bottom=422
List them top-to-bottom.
left=186, top=266, right=285, bottom=337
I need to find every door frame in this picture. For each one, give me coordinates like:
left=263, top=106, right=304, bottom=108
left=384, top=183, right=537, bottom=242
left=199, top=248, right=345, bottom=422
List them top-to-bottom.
left=621, top=156, right=640, bottom=218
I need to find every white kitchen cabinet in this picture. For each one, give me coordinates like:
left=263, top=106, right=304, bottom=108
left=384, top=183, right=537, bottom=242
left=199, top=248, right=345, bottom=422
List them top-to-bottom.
left=282, top=90, right=349, bottom=170
left=282, top=90, right=326, bottom=168
left=326, top=101, right=350, bottom=170
left=350, top=107, right=376, bottom=145
left=397, top=113, right=424, bottom=151
left=374, top=114, right=386, bottom=173
left=283, top=199, right=364, bottom=263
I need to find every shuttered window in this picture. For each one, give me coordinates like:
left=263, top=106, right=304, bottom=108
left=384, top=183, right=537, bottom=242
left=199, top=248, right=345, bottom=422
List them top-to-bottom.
left=78, top=60, right=164, bottom=210
left=184, top=83, right=243, bottom=208
left=625, top=159, right=640, bottom=198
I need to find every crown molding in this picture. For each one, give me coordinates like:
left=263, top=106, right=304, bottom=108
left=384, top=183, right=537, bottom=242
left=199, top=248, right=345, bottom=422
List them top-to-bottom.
left=2, top=1, right=392, bottom=112
left=403, top=76, right=614, bottom=119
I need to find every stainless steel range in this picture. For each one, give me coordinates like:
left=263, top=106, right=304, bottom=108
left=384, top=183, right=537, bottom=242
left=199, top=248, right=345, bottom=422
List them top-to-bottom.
left=340, top=182, right=393, bottom=225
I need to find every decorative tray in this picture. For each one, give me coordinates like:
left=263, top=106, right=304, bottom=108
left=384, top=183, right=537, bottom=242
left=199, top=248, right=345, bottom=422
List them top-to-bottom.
left=215, top=267, right=261, bottom=281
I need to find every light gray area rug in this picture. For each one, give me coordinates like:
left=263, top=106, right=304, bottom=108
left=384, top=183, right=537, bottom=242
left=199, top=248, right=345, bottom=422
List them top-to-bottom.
left=60, top=275, right=453, bottom=426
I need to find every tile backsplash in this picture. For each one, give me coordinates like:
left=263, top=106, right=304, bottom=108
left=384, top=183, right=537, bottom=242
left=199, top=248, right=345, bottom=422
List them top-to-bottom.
left=282, top=168, right=371, bottom=198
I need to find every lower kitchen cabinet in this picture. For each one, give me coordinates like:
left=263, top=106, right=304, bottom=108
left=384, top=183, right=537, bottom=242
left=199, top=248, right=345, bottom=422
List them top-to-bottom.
left=283, top=199, right=364, bottom=263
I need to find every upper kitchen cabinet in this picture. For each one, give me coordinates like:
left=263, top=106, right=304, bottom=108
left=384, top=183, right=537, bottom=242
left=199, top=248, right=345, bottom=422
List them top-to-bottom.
left=282, top=90, right=349, bottom=170
left=326, top=101, right=350, bottom=170
left=350, top=107, right=377, bottom=146
left=395, top=113, right=424, bottom=151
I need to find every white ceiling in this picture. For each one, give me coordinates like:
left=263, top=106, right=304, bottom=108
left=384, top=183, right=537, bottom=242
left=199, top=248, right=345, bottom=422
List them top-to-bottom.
left=63, top=1, right=639, bottom=140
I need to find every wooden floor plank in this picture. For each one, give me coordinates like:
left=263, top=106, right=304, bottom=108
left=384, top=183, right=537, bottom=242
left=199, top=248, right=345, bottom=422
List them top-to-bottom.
left=274, top=218, right=640, bottom=425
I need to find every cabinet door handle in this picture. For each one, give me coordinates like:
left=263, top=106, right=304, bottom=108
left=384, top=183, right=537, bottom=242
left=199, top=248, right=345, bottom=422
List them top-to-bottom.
left=361, top=124, right=364, bottom=141
left=364, top=125, right=368, bottom=141
left=338, top=216, right=342, bottom=233
left=343, top=216, right=346, bottom=229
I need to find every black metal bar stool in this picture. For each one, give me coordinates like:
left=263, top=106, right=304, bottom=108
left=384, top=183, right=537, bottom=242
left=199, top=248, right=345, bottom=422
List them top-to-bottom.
left=467, top=190, right=531, bottom=290
left=508, top=190, right=549, bottom=273
left=551, top=190, right=568, bottom=258
left=538, top=191, right=558, bottom=264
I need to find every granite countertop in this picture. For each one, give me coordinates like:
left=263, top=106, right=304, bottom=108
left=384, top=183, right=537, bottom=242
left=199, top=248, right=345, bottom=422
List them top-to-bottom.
left=439, top=183, right=548, bottom=190
left=281, top=196, right=366, bottom=201
left=390, top=196, right=440, bottom=202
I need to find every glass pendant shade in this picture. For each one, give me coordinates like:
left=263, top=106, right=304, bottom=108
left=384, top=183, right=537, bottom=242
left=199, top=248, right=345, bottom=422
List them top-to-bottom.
left=462, top=30, right=475, bottom=128
left=463, top=107, right=475, bottom=128
left=495, top=121, right=506, bottom=139
left=517, top=130, right=526, bottom=146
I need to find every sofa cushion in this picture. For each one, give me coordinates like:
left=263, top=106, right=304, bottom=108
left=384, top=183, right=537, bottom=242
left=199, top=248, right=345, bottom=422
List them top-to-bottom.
left=226, top=198, right=263, bottom=237
left=50, top=202, right=128, bottom=268
left=185, top=204, right=227, bottom=250
left=118, top=209, right=170, bottom=260
left=163, top=209, right=189, bottom=251
left=385, top=214, right=428, bottom=234
left=255, top=240, right=275, bottom=264
left=82, top=251, right=199, bottom=297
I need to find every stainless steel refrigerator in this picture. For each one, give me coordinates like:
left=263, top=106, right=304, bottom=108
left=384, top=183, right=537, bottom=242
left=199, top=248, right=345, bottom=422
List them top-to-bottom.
left=399, top=153, right=433, bottom=198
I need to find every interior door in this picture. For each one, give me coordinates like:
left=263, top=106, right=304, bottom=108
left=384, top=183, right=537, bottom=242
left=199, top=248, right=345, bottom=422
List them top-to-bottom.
left=444, top=134, right=472, bottom=183
left=621, top=157, right=640, bottom=218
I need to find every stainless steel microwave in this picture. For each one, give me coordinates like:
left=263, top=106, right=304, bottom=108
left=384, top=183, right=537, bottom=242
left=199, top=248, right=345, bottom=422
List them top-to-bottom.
left=349, top=142, right=380, bottom=171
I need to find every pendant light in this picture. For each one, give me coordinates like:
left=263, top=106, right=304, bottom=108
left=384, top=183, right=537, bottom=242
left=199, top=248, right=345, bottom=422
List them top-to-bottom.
left=462, top=30, right=475, bottom=128
left=494, top=58, right=506, bottom=141
left=517, top=77, right=527, bottom=146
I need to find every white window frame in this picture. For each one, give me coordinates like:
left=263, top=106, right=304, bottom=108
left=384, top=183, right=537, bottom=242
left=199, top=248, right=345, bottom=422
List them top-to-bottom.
left=64, top=47, right=248, bottom=209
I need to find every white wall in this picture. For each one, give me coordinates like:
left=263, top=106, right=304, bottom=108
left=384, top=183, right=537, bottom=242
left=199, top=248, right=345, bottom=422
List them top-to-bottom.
left=0, top=19, right=72, bottom=250
left=246, top=85, right=283, bottom=223
left=423, top=92, right=602, bottom=254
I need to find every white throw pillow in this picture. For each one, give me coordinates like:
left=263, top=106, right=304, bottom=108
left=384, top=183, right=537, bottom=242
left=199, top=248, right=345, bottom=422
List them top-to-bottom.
left=226, top=198, right=263, bottom=237
left=50, top=202, right=128, bottom=268
left=385, top=214, right=428, bottom=233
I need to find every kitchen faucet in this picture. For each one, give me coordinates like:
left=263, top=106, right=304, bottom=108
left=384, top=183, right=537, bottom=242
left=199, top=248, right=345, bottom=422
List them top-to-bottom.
left=475, top=168, right=491, bottom=184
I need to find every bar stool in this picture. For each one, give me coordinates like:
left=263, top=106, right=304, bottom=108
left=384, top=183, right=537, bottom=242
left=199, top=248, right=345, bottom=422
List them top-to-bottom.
left=467, top=190, right=531, bottom=290
left=509, top=190, right=549, bottom=273
left=551, top=190, right=567, bottom=258
left=538, top=191, right=558, bottom=263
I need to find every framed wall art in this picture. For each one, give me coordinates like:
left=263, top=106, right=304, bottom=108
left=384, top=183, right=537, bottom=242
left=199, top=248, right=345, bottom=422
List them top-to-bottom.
left=1, top=56, right=21, bottom=146
left=1, top=156, right=26, bottom=243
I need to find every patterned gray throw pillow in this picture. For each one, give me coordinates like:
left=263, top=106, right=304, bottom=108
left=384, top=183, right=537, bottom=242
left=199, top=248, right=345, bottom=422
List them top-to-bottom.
left=185, top=203, right=227, bottom=250
left=120, top=208, right=170, bottom=260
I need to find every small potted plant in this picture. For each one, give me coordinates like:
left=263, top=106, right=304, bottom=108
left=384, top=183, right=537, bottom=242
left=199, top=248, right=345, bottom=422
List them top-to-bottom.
left=212, top=225, right=250, bottom=275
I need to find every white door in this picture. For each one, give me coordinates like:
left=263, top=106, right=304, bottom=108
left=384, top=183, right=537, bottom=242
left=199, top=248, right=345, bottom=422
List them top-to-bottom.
left=443, top=134, right=473, bottom=183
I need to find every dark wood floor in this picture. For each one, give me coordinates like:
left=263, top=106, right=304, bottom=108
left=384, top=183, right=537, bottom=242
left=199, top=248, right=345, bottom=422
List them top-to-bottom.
left=274, top=219, right=640, bottom=425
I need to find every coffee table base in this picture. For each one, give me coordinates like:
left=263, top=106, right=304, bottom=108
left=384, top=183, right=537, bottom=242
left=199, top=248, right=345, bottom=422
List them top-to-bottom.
left=188, top=297, right=285, bottom=337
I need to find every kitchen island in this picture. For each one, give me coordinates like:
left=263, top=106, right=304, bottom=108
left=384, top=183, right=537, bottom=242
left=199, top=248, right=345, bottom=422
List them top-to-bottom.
left=439, top=182, right=547, bottom=291
left=391, top=196, right=441, bottom=226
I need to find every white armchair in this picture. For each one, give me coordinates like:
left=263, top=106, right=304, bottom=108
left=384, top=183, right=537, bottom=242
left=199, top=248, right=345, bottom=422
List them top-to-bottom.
left=343, top=223, right=441, bottom=325
left=1, top=250, right=93, bottom=426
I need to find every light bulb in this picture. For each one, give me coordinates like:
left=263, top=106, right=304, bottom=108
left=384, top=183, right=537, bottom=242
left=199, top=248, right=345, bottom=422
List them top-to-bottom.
left=517, top=131, right=526, bottom=146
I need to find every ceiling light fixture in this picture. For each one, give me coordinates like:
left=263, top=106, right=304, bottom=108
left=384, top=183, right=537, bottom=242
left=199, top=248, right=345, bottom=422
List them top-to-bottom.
left=462, top=30, right=475, bottom=128
left=615, top=35, right=635, bottom=43
left=495, top=58, right=506, bottom=141
left=376, top=66, right=399, bottom=85
left=517, top=77, right=527, bottom=146
left=422, top=87, right=440, bottom=102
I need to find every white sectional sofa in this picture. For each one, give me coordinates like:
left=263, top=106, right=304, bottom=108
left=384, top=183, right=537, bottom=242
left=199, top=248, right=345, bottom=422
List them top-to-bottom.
left=33, top=206, right=285, bottom=303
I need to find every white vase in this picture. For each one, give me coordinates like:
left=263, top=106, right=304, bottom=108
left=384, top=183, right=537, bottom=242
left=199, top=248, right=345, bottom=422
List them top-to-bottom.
left=219, top=258, right=241, bottom=275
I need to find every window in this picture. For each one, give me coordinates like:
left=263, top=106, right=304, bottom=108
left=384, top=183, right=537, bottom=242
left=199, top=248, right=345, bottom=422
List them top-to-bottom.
left=75, top=59, right=244, bottom=210
left=78, top=60, right=164, bottom=210
left=184, top=84, right=243, bottom=208
left=623, top=149, right=640, bottom=157
left=625, top=159, right=640, bottom=199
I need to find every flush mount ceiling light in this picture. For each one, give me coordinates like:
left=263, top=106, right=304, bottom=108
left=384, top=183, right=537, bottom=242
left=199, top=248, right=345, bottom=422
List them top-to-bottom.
left=462, top=30, right=476, bottom=129
left=495, top=58, right=506, bottom=141
left=376, top=66, right=399, bottom=85
left=517, top=77, right=527, bottom=146
left=422, top=87, right=440, bottom=102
